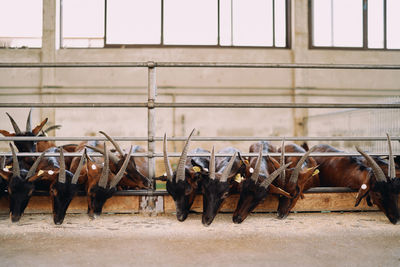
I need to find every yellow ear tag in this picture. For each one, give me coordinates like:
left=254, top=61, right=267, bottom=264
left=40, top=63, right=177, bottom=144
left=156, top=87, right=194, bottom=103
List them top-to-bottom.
left=244, top=160, right=249, bottom=164
left=6, top=165, right=12, bottom=169
left=193, top=166, right=201, bottom=173
left=312, top=169, right=320, bottom=176
left=38, top=170, right=44, bottom=176
left=235, top=173, right=244, bottom=183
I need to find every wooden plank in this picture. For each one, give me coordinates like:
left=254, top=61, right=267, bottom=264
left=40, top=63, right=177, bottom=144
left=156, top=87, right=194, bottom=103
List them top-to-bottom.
left=163, top=192, right=380, bottom=213
left=0, top=195, right=140, bottom=215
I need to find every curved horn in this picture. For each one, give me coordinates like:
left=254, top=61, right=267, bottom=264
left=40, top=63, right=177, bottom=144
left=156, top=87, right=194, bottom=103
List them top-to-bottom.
left=26, top=108, right=32, bottom=132
left=6, top=113, right=22, bottom=135
left=44, top=125, right=62, bottom=134
left=176, top=129, right=195, bottom=182
left=99, top=131, right=124, bottom=157
left=163, top=133, right=173, bottom=182
left=386, top=133, right=396, bottom=179
left=277, top=138, right=286, bottom=185
left=98, top=142, right=109, bottom=188
left=9, top=143, right=20, bottom=177
left=85, top=144, right=120, bottom=165
left=110, top=146, right=133, bottom=188
left=209, top=146, right=216, bottom=180
left=288, top=146, right=316, bottom=184
left=356, top=146, right=387, bottom=182
left=58, top=149, right=66, bottom=183
left=71, top=149, right=86, bottom=184
left=251, top=149, right=263, bottom=182
left=26, top=151, right=46, bottom=180
left=220, top=152, right=237, bottom=182
left=0, top=156, right=5, bottom=170
left=261, top=162, right=292, bottom=188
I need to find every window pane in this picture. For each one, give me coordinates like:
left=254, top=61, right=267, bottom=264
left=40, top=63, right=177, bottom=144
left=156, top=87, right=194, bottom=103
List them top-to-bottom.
left=0, top=0, right=42, bottom=48
left=62, top=0, right=104, bottom=48
left=106, top=0, right=161, bottom=45
left=164, top=0, right=217, bottom=45
left=220, top=0, right=232, bottom=46
left=233, top=0, right=273, bottom=46
left=274, top=0, right=286, bottom=47
left=312, top=0, right=332, bottom=46
left=332, top=0, right=362, bottom=47
left=368, top=0, right=384, bottom=48
left=387, top=0, right=400, bottom=49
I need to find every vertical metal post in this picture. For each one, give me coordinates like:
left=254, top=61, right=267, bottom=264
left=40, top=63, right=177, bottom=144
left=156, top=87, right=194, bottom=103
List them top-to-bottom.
left=147, top=61, right=156, bottom=189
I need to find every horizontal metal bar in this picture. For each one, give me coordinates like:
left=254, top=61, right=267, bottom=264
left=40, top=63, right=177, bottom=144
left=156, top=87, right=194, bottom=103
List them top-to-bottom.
left=0, top=62, right=399, bottom=69
left=1, top=102, right=399, bottom=109
left=1, top=136, right=399, bottom=142
left=0, top=152, right=398, bottom=157
left=30, top=187, right=355, bottom=196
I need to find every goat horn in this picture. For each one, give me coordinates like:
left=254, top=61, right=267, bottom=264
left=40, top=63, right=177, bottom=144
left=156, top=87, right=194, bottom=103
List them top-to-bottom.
left=26, top=108, right=32, bottom=132
left=6, top=113, right=22, bottom=135
left=44, top=124, right=62, bottom=134
left=176, top=129, right=195, bottom=182
left=99, top=131, right=124, bottom=157
left=163, top=133, right=174, bottom=182
left=386, top=133, right=396, bottom=179
left=277, top=138, right=286, bottom=185
left=98, top=142, right=109, bottom=188
left=9, top=143, right=20, bottom=177
left=85, top=144, right=120, bottom=165
left=110, top=146, right=133, bottom=188
left=209, top=146, right=216, bottom=180
left=289, top=146, right=316, bottom=184
left=356, top=146, right=387, bottom=182
left=57, top=148, right=66, bottom=183
left=71, top=149, right=86, bottom=184
left=251, top=149, right=263, bottom=182
left=220, top=152, right=237, bottom=182
left=0, top=156, right=5, bottom=170
left=261, top=162, right=292, bottom=189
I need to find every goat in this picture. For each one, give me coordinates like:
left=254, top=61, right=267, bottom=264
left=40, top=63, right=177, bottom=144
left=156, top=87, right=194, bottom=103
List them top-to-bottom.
left=0, top=109, right=48, bottom=156
left=163, top=129, right=210, bottom=222
left=313, top=134, right=400, bottom=224
left=274, top=141, right=319, bottom=219
left=0, top=143, right=45, bottom=222
left=85, top=143, right=132, bottom=218
left=201, top=146, right=246, bottom=226
left=232, top=149, right=292, bottom=224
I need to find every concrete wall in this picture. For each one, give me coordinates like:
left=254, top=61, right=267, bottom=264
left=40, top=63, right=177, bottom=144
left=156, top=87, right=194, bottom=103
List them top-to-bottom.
left=1, top=0, right=400, bottom=163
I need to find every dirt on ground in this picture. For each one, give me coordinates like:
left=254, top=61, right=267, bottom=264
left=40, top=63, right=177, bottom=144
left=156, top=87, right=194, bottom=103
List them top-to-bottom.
left=0, top=211, right=399, bottom=267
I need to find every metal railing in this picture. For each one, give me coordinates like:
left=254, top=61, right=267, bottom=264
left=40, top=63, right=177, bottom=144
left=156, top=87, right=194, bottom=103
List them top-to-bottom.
left=1, top=61, right=400, bottom=197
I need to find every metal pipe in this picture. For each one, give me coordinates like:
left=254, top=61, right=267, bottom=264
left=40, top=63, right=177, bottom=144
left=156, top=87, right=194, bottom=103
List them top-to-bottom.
left=0, top=62, right=400, bottom=69
left=147, top=63, right=156, bottom=187
left=1, top=102, right=399, bottom=109
left=1, top=136, right=400, bottom=142
left=1, top=152, right=399, bottom=157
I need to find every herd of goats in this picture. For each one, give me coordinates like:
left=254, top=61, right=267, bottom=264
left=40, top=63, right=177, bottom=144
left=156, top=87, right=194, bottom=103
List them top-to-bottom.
left=0, top=110, right=399, bottom=226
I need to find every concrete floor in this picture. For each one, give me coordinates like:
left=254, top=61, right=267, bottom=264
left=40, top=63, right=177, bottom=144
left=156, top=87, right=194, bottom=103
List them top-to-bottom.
left=0, top=212, right=399, bottom=267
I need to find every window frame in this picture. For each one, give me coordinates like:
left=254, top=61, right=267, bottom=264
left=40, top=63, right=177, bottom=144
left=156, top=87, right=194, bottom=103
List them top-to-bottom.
left=60, top=0, right=291, bottom=49
left=309, top=0, right=400, bottom=51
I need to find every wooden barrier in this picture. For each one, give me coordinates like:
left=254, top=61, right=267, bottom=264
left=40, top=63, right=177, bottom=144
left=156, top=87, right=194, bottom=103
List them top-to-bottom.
left=0, top=191, right=380, bottom=215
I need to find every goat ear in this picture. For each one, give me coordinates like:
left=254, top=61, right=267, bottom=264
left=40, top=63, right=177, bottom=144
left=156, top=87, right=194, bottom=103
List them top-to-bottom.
left=32, top=118, right=48, bottom=135
left=0, top=130, right=15, bottom=137
left=299, top=166, right=319, bottom=185
left=0, top=169, right=13, bottom=181
left=28, top=169, right=58, bottom=183
left=184, top=183, right=193, bottom=196
left=355, top=183, right=370, bottom=207
left=268, top=184, right=292, bottom=198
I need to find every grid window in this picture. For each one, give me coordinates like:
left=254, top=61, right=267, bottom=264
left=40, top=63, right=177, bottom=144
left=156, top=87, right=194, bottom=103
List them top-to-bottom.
left=0, top=0, right=43, bottom=48
left=61, top=0, right=290, bottom=48
left=311, top=0, right=400, bottom=49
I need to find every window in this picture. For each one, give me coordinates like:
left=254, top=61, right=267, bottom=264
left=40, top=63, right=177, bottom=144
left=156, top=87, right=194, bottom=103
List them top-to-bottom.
left=0, top=0, right=43, bottom=48
left=61, top=0, right=290, bottom=48
left=311, top=0, right=400, bottom=49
